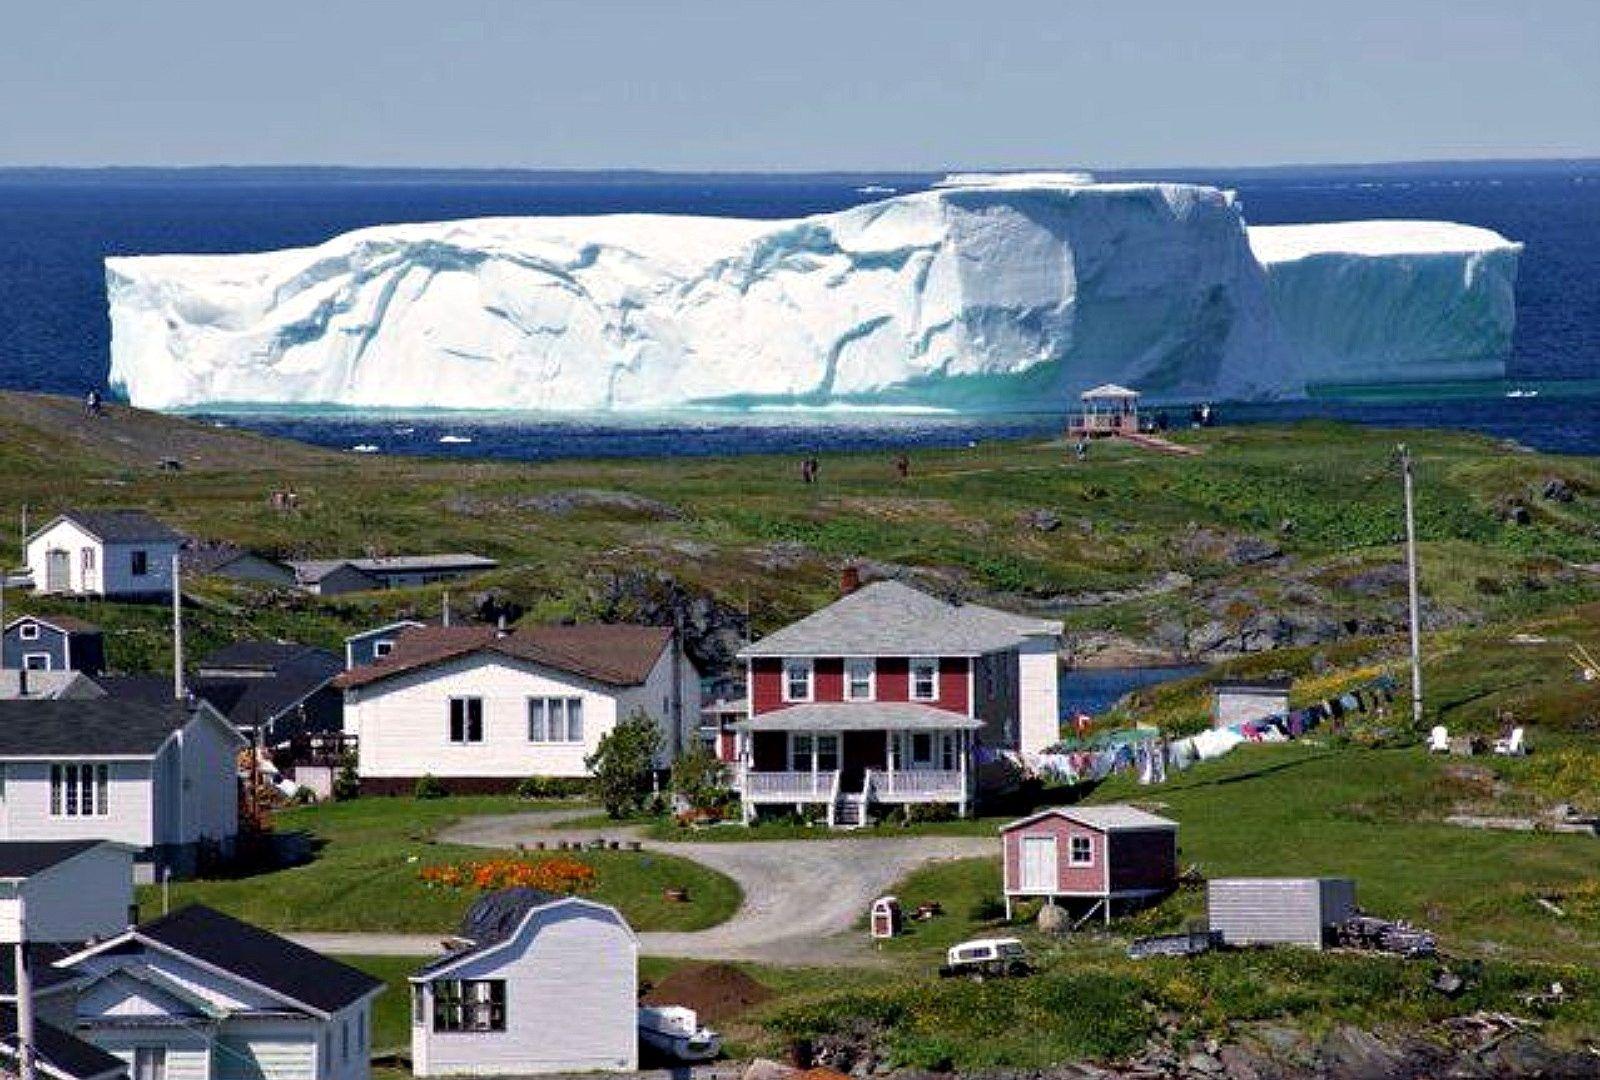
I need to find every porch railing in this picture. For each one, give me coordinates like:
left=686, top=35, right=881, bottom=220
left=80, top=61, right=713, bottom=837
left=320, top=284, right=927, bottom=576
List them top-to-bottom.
left=874, top=769, right=967, bottom=800
left=742, top=770, right=839, bottom=802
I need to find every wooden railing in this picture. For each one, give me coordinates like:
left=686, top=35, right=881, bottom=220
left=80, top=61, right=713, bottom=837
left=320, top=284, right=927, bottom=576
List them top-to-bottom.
left=874, top=769, right=966, bottom=800
left=742, top=770, right=838, bottom=802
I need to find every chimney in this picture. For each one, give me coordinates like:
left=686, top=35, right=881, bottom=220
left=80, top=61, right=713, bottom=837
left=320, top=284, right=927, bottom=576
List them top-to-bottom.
left=839, top=564, right=862, bottom=597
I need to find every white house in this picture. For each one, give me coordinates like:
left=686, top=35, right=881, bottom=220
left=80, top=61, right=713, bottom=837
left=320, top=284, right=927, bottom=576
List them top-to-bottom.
left=25, top=512, right=183, bottom=600
left=336, top=625, right=699, bottom=794
left=0, top=699, right=245, bottom=880
left=409, top=889, right=638, bottom=1076
left=57, top=905, right=384, bottom=1080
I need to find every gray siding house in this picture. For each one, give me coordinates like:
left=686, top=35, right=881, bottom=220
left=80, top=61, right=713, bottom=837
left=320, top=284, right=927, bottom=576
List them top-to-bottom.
left=181, top=543, right=297, bottom=589
left=3, top=616, right=106, bottom=675
left=343, top=621, right=423, bottom=670
left=0, top=699, right=245, bottom=879
left=58, top=905, right=384, bottom=1080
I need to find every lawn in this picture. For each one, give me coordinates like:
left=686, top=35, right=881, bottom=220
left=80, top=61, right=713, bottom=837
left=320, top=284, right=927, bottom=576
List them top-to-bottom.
left=143, top=796, right=742, bottom=934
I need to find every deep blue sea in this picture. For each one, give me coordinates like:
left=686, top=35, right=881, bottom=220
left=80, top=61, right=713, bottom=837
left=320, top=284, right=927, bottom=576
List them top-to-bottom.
left=0, top=161, right=1596, bottom=457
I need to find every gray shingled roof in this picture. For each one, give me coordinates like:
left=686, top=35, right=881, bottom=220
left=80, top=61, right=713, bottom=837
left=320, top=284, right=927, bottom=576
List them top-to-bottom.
left=33, top=510, right=182, bottom=545
left=349, top=554, right=498, bottom=573
left=740, top=581, right=1060, bottom=659
left=0, top=699, right=199, bottom=757
left=732, top=701, right=984, bottom=733
left=1002, top=805, right=1178, bottom=833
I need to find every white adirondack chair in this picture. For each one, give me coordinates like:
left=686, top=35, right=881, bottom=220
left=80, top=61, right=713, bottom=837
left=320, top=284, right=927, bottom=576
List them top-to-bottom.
left=1427, top=725, right=1450, bottom=753
left=1494, top=727, right=1527, bottom=756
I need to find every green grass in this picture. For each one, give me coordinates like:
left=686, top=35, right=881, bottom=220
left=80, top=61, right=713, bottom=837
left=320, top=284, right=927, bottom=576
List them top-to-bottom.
left=143, top=796, right=741, bottom=934
left=337, top=955, right=424, bottom=1054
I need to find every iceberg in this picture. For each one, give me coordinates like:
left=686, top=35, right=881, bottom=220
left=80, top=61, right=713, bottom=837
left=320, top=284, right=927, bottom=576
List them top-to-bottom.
left=105, top=177, right=1521, bottom=412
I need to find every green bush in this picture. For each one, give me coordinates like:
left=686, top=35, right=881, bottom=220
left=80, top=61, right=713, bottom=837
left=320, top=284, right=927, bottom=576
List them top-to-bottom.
left=585, top=710, right=663, bottom=818
left=670, top=746, right=732, bottom=813
left=332, top=756, right=361, bottom=802
left=413, top=774, right=446, bottom=800
left=514, top=776, right=591, bottom=800
left=899, top=802, right=957, bottom=825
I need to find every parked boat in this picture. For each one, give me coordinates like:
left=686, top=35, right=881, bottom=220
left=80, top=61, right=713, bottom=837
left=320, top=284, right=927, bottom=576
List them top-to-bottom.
left=638, top=1005, right=721, bottom=1061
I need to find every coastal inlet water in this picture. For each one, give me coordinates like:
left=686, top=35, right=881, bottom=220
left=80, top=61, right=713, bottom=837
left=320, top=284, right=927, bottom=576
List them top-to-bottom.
left=0, top=161, right=1596, bottom=456
left=1059, top=666, right=1207, bottom=720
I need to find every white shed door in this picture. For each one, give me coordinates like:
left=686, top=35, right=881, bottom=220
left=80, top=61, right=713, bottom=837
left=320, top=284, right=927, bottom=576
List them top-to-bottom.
left=45, top=549, right=70, bottom=592
left=1020, top=836, right=1057, bottom=891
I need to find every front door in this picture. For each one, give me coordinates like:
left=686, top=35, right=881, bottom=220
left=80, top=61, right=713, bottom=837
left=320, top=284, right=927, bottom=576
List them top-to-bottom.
left=45, top=549, right=70, bottom=592
left=841, top=731, right=887, bottom=794
left=1020, top=836, right=1058, bottom=892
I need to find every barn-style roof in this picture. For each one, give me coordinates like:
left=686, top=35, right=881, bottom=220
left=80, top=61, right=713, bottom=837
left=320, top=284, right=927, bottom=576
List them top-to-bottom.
left=740, top=580, right=1059, bottom=659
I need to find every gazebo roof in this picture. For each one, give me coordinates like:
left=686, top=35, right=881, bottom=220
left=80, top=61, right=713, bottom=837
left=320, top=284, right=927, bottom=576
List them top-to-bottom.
left=1080, top=383, right=1141, bottom=400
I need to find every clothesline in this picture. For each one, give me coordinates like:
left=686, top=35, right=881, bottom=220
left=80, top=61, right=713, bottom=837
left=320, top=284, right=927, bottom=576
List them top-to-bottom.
left=1019, top=672, right=1400, bottom=786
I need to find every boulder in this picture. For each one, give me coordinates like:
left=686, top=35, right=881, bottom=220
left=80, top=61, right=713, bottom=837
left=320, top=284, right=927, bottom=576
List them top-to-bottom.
left=1020, top=508, right=1064, bottom=532
left=745, top=1060, right=800, bottom=1080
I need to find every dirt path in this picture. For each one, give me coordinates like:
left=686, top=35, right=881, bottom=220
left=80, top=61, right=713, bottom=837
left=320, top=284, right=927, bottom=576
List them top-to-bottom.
left=312, top=811, right=997, bottom=966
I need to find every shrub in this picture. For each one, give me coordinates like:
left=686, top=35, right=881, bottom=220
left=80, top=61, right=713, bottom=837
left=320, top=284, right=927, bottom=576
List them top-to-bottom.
left=585, top=709, right=662, bottom=818
left=670, top=746, right=731, bottom=813
left=333, top=756, right=361, bottom=801
left=414, top=774, right=446, bottom=800
left=515, top=776, right=590, bottom=800
left=899, top=802, right=957, bottom=825
left=968, top=896, right=1007, bottom=923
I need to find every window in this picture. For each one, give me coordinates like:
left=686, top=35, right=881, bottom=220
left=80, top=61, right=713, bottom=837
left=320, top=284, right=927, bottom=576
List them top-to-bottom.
left=81, top=548, right=96, bottom=579
left=130, top=549, right=149, bottom=577
left=17, top=622, right=39, bottom=641
left=373, top=640, right=394, bottom=659
left=23, top=654, right=52, bottom=671
left=910, top=658, right=938, bottom=701
left=782, top=659, right=813, bottom=702
left=845, top=659, right=875, bottom=701
left=448, top=698, right=483, bottom=744
left=528, top=698, right=584, bottom=743
left=910, top=732, right=934, bottom=767
left=789, top=733, right=813, bottom=772
left=940, top=733, right=958, bottom=771
left=815, top=734, right=839, bottom=772
left=50, top=764, right=109, bottom=817
left=1069, top=834, right=1094, bottom=866
left=432, top=979, right=506, bottom=1032
left=411, top=986, right=425, bottom=1026
left=134, top=1048, right=166, bottom=1080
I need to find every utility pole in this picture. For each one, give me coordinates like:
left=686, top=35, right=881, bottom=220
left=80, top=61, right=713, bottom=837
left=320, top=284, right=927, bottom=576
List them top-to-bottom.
left=1399, top=445, right=1424, bottom=730
left=172, top=552, right=185, bottom=701
left=13, top=901, right=35, bottom=1080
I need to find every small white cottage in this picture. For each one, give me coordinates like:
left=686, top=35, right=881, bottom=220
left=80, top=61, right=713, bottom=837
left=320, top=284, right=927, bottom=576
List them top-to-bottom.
left=25, top=511, right=183, bottom=600
left=410, top=889, right=638, bottom=1077
left=58, top=905, right=384, bottom=1080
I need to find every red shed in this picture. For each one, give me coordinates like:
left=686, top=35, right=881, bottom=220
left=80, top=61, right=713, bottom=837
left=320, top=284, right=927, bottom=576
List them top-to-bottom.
left=1000, top=805, right=1178, bottom=924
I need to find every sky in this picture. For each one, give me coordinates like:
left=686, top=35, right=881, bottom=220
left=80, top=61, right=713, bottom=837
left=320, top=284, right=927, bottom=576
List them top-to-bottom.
left=2, top=0, right=1597, bottom=171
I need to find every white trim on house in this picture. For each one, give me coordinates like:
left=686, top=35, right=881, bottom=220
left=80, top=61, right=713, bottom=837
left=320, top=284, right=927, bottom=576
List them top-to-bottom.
left=909, top=657, right=938, bottom=701
left=781, top=658, right=814, bottom=703
left=843, top=658, right=875, bottom=702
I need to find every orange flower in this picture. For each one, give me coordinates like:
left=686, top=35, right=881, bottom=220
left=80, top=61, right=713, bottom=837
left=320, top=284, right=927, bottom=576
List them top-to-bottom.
left=418, top=856, right=597, bottom=894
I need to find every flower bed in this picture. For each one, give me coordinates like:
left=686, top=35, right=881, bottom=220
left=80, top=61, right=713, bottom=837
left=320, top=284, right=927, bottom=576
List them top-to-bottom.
left=419, top=856, right=597, bottom=893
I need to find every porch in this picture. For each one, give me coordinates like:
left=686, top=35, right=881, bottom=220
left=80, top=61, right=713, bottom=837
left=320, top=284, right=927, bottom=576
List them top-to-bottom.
left=731, top=702, right=982, bottom=827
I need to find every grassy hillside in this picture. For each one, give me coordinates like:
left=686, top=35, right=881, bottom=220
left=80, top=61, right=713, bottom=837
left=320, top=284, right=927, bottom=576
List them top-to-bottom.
left=3, top=392, right=1598, bottom=681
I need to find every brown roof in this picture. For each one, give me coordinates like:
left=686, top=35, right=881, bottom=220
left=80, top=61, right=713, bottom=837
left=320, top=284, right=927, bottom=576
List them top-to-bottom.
left=333, top=623, right=674, bottom=690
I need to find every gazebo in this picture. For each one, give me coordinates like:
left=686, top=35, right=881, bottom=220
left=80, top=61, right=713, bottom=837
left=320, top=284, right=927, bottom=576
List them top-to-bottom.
left=1070, top=384, right=1141, bottom=436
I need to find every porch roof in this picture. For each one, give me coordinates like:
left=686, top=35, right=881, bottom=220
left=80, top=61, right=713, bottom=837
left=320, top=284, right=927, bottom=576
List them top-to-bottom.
left=732, top=702, right=984, bottom=733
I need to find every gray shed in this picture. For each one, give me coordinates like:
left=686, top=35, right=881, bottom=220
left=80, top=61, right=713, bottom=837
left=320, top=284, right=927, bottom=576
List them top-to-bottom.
left=1207, top=877, right=1356, bottom=949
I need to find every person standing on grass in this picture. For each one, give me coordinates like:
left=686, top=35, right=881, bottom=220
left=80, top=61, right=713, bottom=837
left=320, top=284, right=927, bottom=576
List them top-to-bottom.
left=893, top=453, right=910, bottom=481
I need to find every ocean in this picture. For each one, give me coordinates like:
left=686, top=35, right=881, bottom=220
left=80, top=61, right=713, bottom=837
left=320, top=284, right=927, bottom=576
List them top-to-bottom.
left=0, top=161, right=1596, bottom=457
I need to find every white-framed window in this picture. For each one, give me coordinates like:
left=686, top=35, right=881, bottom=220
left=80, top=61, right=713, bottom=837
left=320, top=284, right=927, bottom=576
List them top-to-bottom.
left=81, top=547, right=96, bottom=578
left=130, top=549, right=149, bottom=577
left=17, top=622, right=39, bottom=641
left=373, top=640, right=394, bottom=659
left=23, top=654, right=52, bottom=671
left=845, top=658, right=875, bottom=701
left=910, top=658, right=939, bottom=701
left=782, top=659, right=814, bottom=702
left=448, top=697, right=484, bottom=744
left=528, top=697, right=584, bottom=743
left=910, top=731, right=934, bottom=767
left=787, top=733, right=838, bottom=772
left=941, top=733, right=958, bottom=770
left=50, top=763, right=109, bottom=817
left=1069, top=834, right=1094, bottom=866
left=432, top=979, right=506, bottom=1033
left=411, top=986, right=426, bottom=1026
left=134, top=1047, right=166, bottom=1080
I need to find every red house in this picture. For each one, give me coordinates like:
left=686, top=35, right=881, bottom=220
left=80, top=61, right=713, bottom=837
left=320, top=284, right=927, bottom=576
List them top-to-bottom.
left=731, top=576, right=1062, bottom=826
left=1000, top=805, right=1178, bottom=923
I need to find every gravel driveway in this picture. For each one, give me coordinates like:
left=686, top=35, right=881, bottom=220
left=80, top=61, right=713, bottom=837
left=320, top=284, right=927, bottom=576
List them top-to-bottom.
left=290, top=811, right=996, bottom=965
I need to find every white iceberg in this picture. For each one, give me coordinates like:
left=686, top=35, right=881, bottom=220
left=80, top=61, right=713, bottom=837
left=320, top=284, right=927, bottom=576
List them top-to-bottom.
left=105, top=177, right=1521, bottom=412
